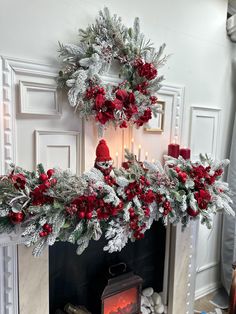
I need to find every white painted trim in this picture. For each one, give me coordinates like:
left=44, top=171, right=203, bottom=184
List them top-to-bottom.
left=0, top=56, right=20, bottom=314
left=0, top=57, right=3, bottom=174
left=19, top=80, right=61, bottom=117
left=158, top=82, right=185, bottom=144
left=190, top=106, right=221, bottom=160
left=35, top=130, right=83, bottom=175
left=167, top=220, right=199, bottom=314
left=0, top=245, right=19, bottom=314
left=196, top=261, right=220, bottom=274
left=195, top=281, right=221, bottom=300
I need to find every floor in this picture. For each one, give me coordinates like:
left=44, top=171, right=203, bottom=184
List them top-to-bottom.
left=194, top=292, right=228, bottom=313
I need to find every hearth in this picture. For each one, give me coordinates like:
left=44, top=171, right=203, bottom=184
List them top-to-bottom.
left=49, top=220, right=166, bottom=314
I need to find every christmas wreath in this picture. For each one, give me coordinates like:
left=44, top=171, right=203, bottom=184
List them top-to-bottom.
left=58, top=8, right=167, bottom=132
left=0, top=140, right=233, bottom=256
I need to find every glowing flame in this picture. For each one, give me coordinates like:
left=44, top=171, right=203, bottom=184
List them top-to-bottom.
left=103, top=287, right=138, bottom=314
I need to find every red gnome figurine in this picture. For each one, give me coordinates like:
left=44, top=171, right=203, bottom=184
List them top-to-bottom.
left=94, top=139, right=113, bottom=176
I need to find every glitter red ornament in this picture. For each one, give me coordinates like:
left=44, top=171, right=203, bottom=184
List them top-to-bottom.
left=47, top=169, right=55, bottom=178
left=39, top=173, right=48, bottom=182
left=187, top=207, right=199, bottom=217
left=8, top=210, right=25, bottom=224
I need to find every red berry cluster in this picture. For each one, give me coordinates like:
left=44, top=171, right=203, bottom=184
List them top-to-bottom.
left=135, top=81, right=149, bottom=95
left=150, top=96, right=158, bottom=104
left=135, top=108, right=152, bottom=127
left=188, top=165, right=222, bottom=214
left=191, top=165, right=223, bottom=189
left=175, top=167, right=188, bottom=183
left=30, top=169, right=56, bottom=206
left=39, top=169, right=57, bottom=185
left=104, top=175, right=116, bottom=186
left=194, top=189, right=211, bottom=210
left=156, top=193, right=172, bottom=216
left=70, top=195, right=123, bottom=220
left=71, top=195, right=96, bottom=220
left=96, top=200, right=123, bottom=220
left=163, top=201, right=172, bottom=216
left=65, top=204, right=78, bottom=216
left=129, top=207, right=146, bottom=240
left=39, top=223, right=53, bottom=237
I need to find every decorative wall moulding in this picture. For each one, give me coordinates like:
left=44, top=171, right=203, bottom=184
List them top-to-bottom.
left=0, top=56, right=62, bottom=173
left=19, top=80, right=60, bottom=116
left=158, top=83, right=185, bottom=143
left=144, top=100, right=165, bottom=133
left=190, top=106, right=221, bottom=161
left=35, top=130, right=83, bottom=175
left=0, top=246, right=19, bottom=314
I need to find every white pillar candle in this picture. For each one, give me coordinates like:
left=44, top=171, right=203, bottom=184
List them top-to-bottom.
left=131, top=138, right=134, bottom=154
left=138, top=145, right=141, bottom=161
left=115, top=152, right=118, bottom=168
left=145, top=152, right=148, bottom=161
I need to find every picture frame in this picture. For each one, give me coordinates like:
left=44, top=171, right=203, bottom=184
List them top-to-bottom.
left=144, top=100, right=165, bottom=132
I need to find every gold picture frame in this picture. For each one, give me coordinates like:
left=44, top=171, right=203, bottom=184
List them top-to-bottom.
left=144, top=100, right=165, bottom=132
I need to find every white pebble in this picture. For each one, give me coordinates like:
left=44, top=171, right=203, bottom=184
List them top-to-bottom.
left=142, top=287, right=154, bottom=297
left=152, top=292, right=161, bottom=305
left=141, top=295, right=151, bottom=307
left=149, top=297, right=154, bottom=306
left=154, top=304, right=164, bottom=314
left=141, top=306, right=151, bottom=314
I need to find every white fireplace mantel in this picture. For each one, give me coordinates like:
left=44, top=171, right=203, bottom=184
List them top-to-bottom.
left=0, top=55, right=198, bottom=314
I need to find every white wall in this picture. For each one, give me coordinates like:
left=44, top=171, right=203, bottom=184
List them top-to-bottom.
left=0, top=0, right=235, bottom=298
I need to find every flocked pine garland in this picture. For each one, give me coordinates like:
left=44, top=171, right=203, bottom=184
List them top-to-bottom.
left=58, top=7, right=167, bottom=134
left=0, top=140, right=234, bottom=257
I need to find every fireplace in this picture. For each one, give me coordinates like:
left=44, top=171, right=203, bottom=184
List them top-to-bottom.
left=0, top=57, right=198, bottom=314
left=49, top=220, right=166, bottom=314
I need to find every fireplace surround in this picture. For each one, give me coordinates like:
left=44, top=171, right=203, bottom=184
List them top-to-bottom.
left=0, top=56, right=199, bottom=314
left=49, top=220, right=165, bottom=314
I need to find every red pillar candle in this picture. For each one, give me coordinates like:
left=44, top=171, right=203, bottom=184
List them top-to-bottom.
left=168, top=143, right=180, bottom=158
left=179, top=148, right=191, bottom=160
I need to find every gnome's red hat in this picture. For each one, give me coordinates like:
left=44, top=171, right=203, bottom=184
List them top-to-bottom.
left=95, top=139, right=112, bottom=162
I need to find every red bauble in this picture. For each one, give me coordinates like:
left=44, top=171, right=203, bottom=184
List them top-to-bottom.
left=47, top=169, right=55, bottom=178
left=39, top=173, right=48, bottom=182
left=50, top=178, right=57, bottom=185
left=43, top=180, right=51, bottom=188
left=187, top=207, right=199, bottom=217
left=8, top=211, right=25, bottom=224
left=78, top=211, right=85, bottom=219
left=130, top=211, right=136, bottom=219
left=86, top=212, right=93, bottom=220
left=43, top=223, right=52, bottom=233
left=39, top=231, right=48, bottom=237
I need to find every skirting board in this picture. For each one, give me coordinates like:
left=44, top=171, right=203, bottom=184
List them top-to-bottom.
left=195, top=281, right=221, bottom=300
